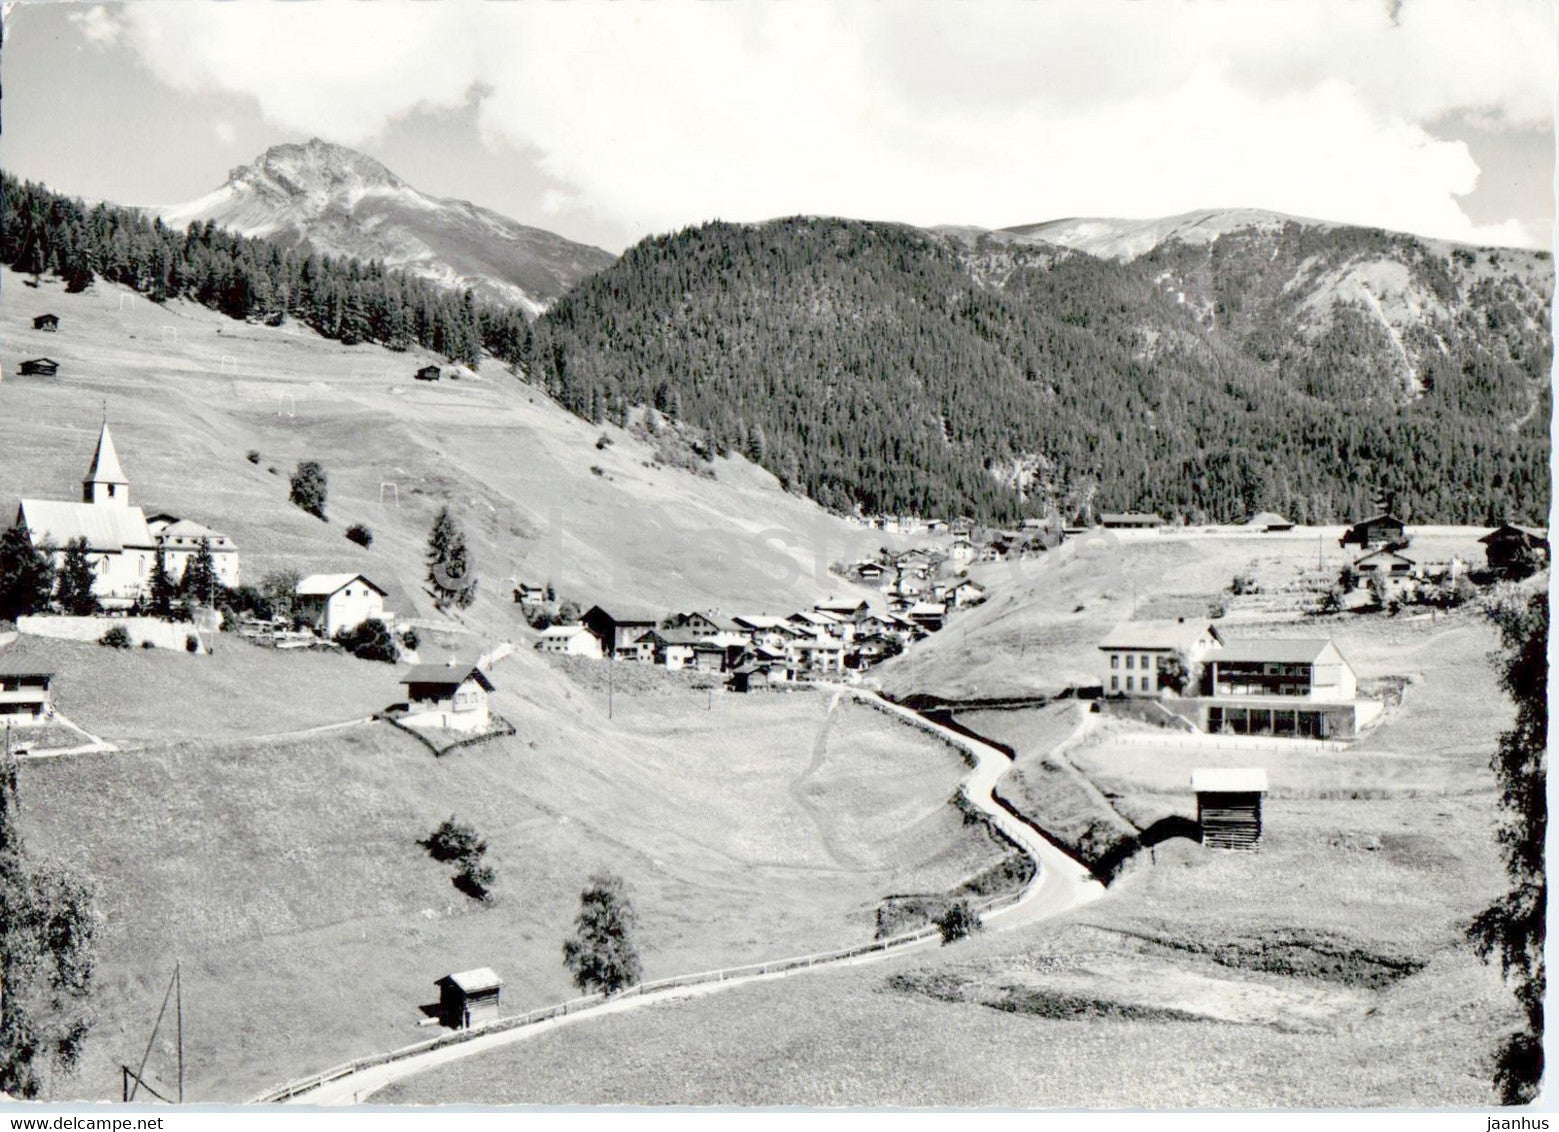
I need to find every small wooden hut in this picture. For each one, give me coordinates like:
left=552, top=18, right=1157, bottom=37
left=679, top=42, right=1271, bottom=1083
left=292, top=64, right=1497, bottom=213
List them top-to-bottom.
left=32, top=314, right=59, bottom=331
left=1192, top=767, right=1268, bottom=851
left=436, top=967, right=503, bottom=1029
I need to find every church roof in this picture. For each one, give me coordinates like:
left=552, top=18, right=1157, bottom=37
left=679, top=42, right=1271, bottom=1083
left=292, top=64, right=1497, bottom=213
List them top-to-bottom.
left=85, top=422, right=128, bottom=485
left=18, top=499, right=155, bottom=552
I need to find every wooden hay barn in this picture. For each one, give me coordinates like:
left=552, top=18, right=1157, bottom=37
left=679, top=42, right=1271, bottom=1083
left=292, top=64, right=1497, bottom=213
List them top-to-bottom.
left=32, top=314, right=59, bottom=331
left=18, top=358, right=59, bottom=376
left=1192, top=767, right=1268, bottom=851
left=436, top=967, right=503, bottom=1029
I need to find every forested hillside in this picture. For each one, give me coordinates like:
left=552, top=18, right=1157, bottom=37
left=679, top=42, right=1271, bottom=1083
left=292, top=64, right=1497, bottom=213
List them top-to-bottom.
left=0, top=173, right=535, bottom=372
left=528, top=217, right=1551, bottom=524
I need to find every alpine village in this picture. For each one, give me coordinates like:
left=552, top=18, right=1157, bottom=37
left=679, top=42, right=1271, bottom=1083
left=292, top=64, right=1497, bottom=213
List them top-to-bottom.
left=0, top=137, right=1548, bottom=1110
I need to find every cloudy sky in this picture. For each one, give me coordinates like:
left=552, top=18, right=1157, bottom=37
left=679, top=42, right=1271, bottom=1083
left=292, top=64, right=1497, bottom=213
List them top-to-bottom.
left=2, top=0, right=1553, bottom=253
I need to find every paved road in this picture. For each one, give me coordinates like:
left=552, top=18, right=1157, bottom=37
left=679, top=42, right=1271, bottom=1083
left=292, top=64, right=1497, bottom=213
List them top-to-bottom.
left=280, top=687, right=1104, bottom=1105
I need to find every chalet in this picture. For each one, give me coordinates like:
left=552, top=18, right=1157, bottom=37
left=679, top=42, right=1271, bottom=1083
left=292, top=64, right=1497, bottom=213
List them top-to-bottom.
left=31, top=314, right=59, bottom=332
left=18, top=358, right=59, bottom=376
left=415, top=364, right=443, bottom=382
left=17, top=422, right=160, bottom=607
left=1246, top=511, right=1295, bottom=532
left=1100, top=512, right=1164, bottom=529
left=1340, top=514, right=1407, bottom=549
left=147, top=516, right=241, bottom=589
left=1480, top=524, right=1550, bottom=575
left=950, top=537, right=976, bottom=567
left=1353, top=548, right=1415, bottom=579
left=855, top=561, right=891, bottom=586
left=295, top=573, right=388, bottom=638
left=946, top=579, right=987, bottom=609
left=513, top=582, right=547, bottom=606
left=815, top=599, right=870, bottom=625
left=905, top=601, right=948, bottom=633
left=581, top=606, right=659, bottom=661
left=787, top=610, right=844, bottom=637
left=665, top=611, right=741, bottom=638
left=733, top=615, right=802, bottom=654
left=1098, top=619, right=1224, bottom=696
left=536, top=624, right=602, bottom=657
left=648, top=627, right=704, bottom=670
left=848, top=634, right=900, bottom=668
left=788, top=636, right=844, bottom=676
left=1202, top=639, right=1361, bottom=740
left=730, top=658, right=787, bottom=693
left=0, top=659, right=54, bottom=724
left=400, top=663, right=494, bottom=731
left=1192, top=768, right=1267, bottom=851
left=436, top=968, right=502, bottom=1029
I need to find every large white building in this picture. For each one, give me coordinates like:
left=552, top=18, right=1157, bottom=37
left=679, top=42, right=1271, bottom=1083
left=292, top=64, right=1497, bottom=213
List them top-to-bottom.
left=14, top=423, right=239, bottom=608
left=295, top=573, right=389, bottom=637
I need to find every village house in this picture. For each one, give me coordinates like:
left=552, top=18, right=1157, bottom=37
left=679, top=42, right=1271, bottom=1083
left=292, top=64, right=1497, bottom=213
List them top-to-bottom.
left=31, top=314, right=59, bottom=332
left=18, top=358, right=59, bottom=376
left=14, top=422, right=243, bottom=608
left=1246, top=511, right=1295, bottom=532
left=1100, top=512, right=1165, bottom=529
left=1340, top=513, right=1408, bottom=549
left=147, top=515, right=241, bottom=589
left=1480, top=523, right=1550, bottom=576
left=1353, top=547, right=1416, bottom=580
left=294, top=573, right=389, bottom=638
left=946, top=579, right=987, bottom=609
left=512, top=581, right=547, bottom=606
left=815, top=598, right=871, bottom=625
left=905, top=601, right=949, bottom=633
left=581, top=606, right=659, bottom=661
left=664, top=611, right=741, bottom=638
left=732, top=615, right=801, bottom=654
left=1098, top=619, right=1226, bottom=696
left=536, top=623, right=602, bottom=657
left=648, top=627, right=705, bottom=670
left=788, top=636, right=845, bottom=677
left=1200, top=639, right=1363, bottom=740
left=730, top=653, right=790, bottom=693
left=0, top=659, right=54, bottom=724
left=400, top=662, right=494, bottom=732
left=436, top=968, right=502, bottom=1030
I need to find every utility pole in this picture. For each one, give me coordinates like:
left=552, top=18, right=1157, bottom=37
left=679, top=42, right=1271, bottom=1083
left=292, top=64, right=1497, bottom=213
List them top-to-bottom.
left=607, top=654, right=614, bottom=721
left=175, top=962, right=184, bottom=1104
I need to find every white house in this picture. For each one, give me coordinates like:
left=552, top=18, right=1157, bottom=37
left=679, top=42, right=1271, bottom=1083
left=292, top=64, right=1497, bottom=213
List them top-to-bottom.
left=147, top=516, right=240, bottom=589
left=295, top=573, right=389, bottom=638
left=1098, top=619, right=1225, bottom=696
left=536, top=623, right=602, bottom=657
left=400, top=662, right=493, bottom=732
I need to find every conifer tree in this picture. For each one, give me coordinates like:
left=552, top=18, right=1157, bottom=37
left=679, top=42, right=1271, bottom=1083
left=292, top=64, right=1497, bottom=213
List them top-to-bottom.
left=426, top=506, right=478, bottom=611
left=0, top=527, right=55, bottom=623
left=54, top=538, right=98, bottom=616
left=148, top=546, right=176, bottom=618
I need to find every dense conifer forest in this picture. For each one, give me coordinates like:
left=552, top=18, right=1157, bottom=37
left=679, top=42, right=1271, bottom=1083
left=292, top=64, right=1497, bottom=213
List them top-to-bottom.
left=4, top=174, right=1549, bottom=526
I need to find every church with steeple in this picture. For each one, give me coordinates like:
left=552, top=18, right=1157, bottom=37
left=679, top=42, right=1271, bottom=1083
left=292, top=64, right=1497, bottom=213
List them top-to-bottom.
left=14, top=422, right=239, bottom=608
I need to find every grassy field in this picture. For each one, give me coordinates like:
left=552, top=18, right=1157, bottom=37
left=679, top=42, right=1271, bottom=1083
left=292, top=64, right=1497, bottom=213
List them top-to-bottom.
left=0, top=268, right=879, bottom=626
left=383, top=605, right=1521, bottom=1108
left=15, top=681, right=1008, bottom=1102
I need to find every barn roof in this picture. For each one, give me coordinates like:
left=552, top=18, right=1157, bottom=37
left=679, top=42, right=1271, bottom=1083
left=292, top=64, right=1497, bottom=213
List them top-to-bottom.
left=18, top=499, right=155, bottom=552
left=1246, top=511, right=1294, bottom=528
left=1100, top=512, right=1164, bottom=524
left=1480, top=524, right=1548, bottom=545
left=1354, top=548, right=1415, bottom=567
left=296, top=573, right=387, bottom=597
left=583, top=604, right=660, bottom=626
left=1099, top=620, right=1221, bottom=652
left=537, top=623, right=590, bottom=638
left=1211, top=639, right=1337, bottom=665
left=401, top=664, right=495, bottom=692
left=1191, top=768, right=1269, bottom=793
left=438, top=967, right=503, bottom=994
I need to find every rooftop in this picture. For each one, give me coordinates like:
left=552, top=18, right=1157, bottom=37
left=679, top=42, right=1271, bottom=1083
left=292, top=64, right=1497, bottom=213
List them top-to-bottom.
left=19, top=499, right=155, bottom=552
left=297, top=573, right=386, bottom=597
left=1099, top=620, right=1219, bottom=652
left=1211, top=639, right=1337, bottom=665
left=401, top=664, right=494, bottom=691
left=1191, top=768, right=1269, bottom=793
left=438, top=967, right=503, bottom=994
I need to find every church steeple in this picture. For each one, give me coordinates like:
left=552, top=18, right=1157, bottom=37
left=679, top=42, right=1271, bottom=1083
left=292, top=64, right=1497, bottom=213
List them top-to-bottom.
left=82, top=421, right=129, bottom=507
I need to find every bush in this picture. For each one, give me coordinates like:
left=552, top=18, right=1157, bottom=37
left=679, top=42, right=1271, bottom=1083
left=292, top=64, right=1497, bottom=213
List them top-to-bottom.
left=595, top=433, right=613, bottom=450
left=245, top=449, right=260, bottom=464
left=288, top=460, right=328, bottom=520
left=346, top=523, right=374, bottom=549
left=1230, top=572, right=1257, bottom=596
left=335, top=617, right=397, bottom=663
left=99, top=625, right=132, bottom=649
left=400, top=627, right=420, bottom=651
left=185, top=634, right=200, bottom=653
left=140, top=640, right=156, bottom=650
left=422, top=816, right=486, bottom=863
left=454, top=857, right=497, bottom=901
left=936, top=900, right=983, bottom=944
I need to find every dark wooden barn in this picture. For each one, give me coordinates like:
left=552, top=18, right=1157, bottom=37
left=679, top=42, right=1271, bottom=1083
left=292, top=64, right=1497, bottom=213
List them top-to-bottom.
left=32, top=314, right=59, bottom=331
left=18, top=358, right=59, bottom=376
left=415, top=364, right=443, bottom=382
left=1339, top=513, right=1407, bottom=549
left=1480, top=523, right=1550, bottom=575
left=1192, top=768, right=1268, bottom=851
left=436, top=967, right=503, bottom=1029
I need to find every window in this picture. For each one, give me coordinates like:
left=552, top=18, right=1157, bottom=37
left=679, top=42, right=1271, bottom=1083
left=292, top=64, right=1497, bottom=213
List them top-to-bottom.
left=1140, top=654, right=1151, bottom=669
left=1110, top=655, right=1120, bottom=669
left=1126, top=655, right=1135, bottom=669
left=1111, top=675, right=1119, bottom=691
left=1126, top=675, right=1134, bottom=691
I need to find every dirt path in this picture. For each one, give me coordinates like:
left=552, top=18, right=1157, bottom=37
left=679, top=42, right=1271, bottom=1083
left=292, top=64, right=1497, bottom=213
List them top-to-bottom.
left=269, top=686, right=1104, bottom=1106
left=787, top=691, right=868, bottom=869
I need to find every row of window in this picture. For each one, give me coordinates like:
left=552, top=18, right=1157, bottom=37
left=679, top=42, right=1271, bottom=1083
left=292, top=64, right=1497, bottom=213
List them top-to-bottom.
left=1108, top=653, right=1156, bottom=670
left=1109, top=674, right=1153, bottom=692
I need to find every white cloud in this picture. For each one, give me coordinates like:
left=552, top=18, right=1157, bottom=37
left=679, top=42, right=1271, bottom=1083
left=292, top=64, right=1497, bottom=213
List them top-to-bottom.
left=115, top=0, right=1555, bottom=247
left=68, top=4, right=120, bottom=47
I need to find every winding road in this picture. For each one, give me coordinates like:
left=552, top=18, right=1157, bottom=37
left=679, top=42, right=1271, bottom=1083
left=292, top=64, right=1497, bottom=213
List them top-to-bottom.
left=276, top=687, right=1104, bottom=1105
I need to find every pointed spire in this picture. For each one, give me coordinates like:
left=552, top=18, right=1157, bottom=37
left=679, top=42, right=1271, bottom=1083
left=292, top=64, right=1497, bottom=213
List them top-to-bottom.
left=83, top=420, right=129, bottom=506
